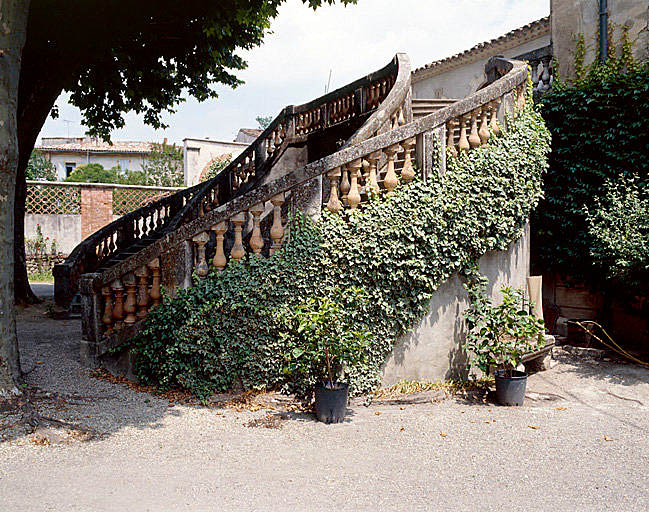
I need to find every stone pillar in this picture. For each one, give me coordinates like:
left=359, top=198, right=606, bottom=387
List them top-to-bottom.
left=80, top=185, right=113, bottom=239
left=79, top=273, right=103, bottom=367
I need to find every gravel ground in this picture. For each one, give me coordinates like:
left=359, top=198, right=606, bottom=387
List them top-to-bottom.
left=1, top=301, right=649, bottom=512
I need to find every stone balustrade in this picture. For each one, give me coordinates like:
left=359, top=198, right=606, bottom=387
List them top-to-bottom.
left=78, top=55, right=527, bottom=367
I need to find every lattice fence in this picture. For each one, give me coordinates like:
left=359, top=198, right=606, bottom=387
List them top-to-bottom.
left=26, top=183, right=81, bottom=214
left=113, top=187, right=175, bottom=215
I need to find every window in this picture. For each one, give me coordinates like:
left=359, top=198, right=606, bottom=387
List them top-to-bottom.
left=117, top=159, right=130, bottom=171
left=65, top=162, right=76, bottom=177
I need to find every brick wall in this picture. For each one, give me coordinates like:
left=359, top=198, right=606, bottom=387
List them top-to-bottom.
left=80, top=186, right=113, bottom=239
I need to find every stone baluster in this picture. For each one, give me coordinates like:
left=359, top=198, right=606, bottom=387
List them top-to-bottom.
left=540, top=57, right=551, bottom=92
left=530, top=60, right=540, bottom=89
left=489, top=99, right=501, bottom=136
left=479, top=104, right=490, bottom=146
left=468, top=109, right=481, bottom=149
left=391, top=112, right=399, bottom=130
left=458, top=115, right=470, bottom=152
left=446, top=119, right=458, bottom=156
left=400, top=138, right=416, bottom=183
left=383, top=145, right=400, bottom=195
left=365, top=152, right=380, bottom=195
left=347, top=159, right=362, bottom=210
left=339, top=165, right=350, bottom=205
left=326, top=167, right=343, bottom=214
left=270, top=193, right=285, bottom=255
left=249, top=203, right=265, bottom=256
left=230, top=213, right=246, bottom=261
left=211, top=222, right=227, bottom=271
left=192, top=231, right=210, bottom=278
left=148, top=258, right=161, bottom=309
left=135, top=266, right=150, bottom=320
left=123, top=273, right=137, bottom=325
left=111, top=278, right=125, bottom=329
left=101, top=286, right=113, bottom=335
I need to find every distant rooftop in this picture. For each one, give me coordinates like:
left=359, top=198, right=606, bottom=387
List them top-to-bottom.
left=235, top=128, right=263, bottom=144
left=37, top=136, right=154, bottom=154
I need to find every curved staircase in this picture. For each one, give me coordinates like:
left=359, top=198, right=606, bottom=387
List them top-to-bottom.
left=56, top=54, right=530, bottom=367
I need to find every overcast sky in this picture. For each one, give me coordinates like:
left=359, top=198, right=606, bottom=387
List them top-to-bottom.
left=38, top=0, right=549, bottom=145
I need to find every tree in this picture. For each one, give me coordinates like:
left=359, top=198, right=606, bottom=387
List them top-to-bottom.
left=1, top=0, right=355, bottom=391
left=256, top=115, right=273, bottom=130
left=140, top=142, right=184, bottom=187
left=25, top=150, right=56, bottom=181
left=65, top=163, right=122, bottom=184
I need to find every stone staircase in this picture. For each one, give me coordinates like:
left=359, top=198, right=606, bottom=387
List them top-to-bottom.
left=57, top=54, right=530, bottom=367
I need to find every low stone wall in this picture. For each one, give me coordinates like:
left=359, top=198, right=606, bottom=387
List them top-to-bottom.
left=382, top=223, right=530, bottom=383
left=27, top=254, right=67, bottom=274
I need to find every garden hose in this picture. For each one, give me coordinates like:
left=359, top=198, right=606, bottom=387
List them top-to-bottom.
left=575, top=320, right=649, bottom=368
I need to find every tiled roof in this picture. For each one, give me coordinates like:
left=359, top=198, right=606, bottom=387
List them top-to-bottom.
left=412, top=16, right=550, bottom=82
left=37, top=138, right=153, bottom=154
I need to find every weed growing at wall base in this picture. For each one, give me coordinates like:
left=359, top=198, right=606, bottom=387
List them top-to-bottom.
left=127, top=107, right=550, bottom=399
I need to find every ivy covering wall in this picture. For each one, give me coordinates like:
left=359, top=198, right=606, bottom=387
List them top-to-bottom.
left=533, top=32, right=649, bottom=294
left=128, top=106, right=550, bottom=398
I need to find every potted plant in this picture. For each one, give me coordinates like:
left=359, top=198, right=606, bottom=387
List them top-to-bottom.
left=463, top=280, right=545, bottom=406
left=279, top=287, right=371, bottom=423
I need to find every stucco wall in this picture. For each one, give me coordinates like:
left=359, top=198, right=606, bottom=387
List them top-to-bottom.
left=552, top=0, right=649, bottom=79
left=412, top=35, right=551, bottom=100
left=183, top=138, right=248, bottom=186
left=47, top=152, right=150, bottom=181
left=25, top=214, right=81, bottom=255
left=382, top=223, right=530, bottom=384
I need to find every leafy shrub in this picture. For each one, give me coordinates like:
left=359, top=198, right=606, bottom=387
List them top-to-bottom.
left=129, top=106, right=550, bottom=399
left=65, top=163, right=122, bottom=184
left=586, top=176, right=649, bottom=298
left=462, top=274, right=545, bottom=375
left=277, top=287, right=371, bottom=395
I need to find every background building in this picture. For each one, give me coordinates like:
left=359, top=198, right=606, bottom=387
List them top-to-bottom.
left=37, top=137, right=153, bottom=180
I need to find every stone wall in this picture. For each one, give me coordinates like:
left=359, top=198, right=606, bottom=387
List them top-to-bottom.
left=552, top=0, right=649, bottom=79
left=183, top=138, right=248, bottom=186
left=25, top=214, right=81, bottom=256
left=382, top=223, right=530, bottom=383
left=27, top=254, right=67, bottom=275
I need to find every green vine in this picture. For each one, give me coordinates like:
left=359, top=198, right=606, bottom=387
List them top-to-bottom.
left=535, top=28, right=649, bottom=293
left=128, top=105, right=550, bottom=399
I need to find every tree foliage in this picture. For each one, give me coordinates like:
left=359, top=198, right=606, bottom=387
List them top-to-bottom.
left=127, top=107, right=550, bottom=399
left=256, top=115, right=273, bottom=130
left=140, top=142, right=184, bottom=187
left=25, top=150, right=56, bottom=181
left=65, top=163, right=122, bottom=184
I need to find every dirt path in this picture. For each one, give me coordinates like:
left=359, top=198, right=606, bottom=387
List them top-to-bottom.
left=1, top=302, right=649, bottom=511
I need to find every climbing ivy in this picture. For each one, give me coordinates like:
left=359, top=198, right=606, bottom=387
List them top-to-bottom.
left=533, top=28, right=649, bottom=288
left=128, top=105, right=550, bottom=399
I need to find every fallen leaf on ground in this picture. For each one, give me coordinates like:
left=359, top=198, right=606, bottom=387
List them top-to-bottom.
left=35, top=361, right=44, bottom=365
left=556, top=407, right=567, bottom=411
left=375, top=411, right=381, bottom=416
left=528, top=425, right=540, bottom=430
left=400, top=427, right=405, bottom=431
left=439, top=432, right=447, bottom=437
left=604, top=436, right=613, bottom=441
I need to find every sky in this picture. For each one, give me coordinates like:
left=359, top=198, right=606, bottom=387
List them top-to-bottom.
left=38, top=0, right=549, bottom=146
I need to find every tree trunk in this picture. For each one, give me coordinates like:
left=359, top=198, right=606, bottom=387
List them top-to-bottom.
left=0, top=0, right=30, bottom=393
left=14, top=23, right=68, bottom=306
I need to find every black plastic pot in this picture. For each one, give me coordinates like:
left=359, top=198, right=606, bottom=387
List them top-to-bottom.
left=494, top=370, right=527, bottom=406
left=314, top=382, right=349, bottom=423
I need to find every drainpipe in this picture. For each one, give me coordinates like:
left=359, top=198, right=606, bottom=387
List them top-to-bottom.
left=599, top=0, right=608, bottom=63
